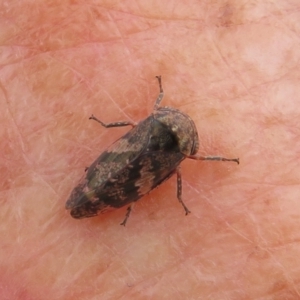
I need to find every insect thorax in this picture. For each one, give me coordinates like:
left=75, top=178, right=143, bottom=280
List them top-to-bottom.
left=153, top=107, right=199, bottom=156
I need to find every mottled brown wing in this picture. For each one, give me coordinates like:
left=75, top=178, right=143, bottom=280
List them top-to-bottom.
left=85, top=116, right=153, bottom=190
left=65, top=117, right=152, bottom=212
left=95, top=150, right=185, bottom=208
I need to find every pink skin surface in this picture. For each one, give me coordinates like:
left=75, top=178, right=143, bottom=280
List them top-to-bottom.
left=2, top=1, right=300, bottom=299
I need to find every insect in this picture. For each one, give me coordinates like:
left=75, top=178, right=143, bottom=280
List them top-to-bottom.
left=65, top=76, right=239, bottom=226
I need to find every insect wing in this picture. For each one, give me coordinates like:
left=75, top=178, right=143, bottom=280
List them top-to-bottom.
left=65, top=117, right=152, bottom=211
left=96, top=150, right=184, bottom=208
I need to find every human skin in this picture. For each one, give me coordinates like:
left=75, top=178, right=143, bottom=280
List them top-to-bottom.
left=2, top=1, right=300, bottom=299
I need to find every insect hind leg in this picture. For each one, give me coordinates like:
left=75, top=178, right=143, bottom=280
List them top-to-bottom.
left=176, top=166, right=191, bottom=215
left=120, top=203, right=135, bottom=226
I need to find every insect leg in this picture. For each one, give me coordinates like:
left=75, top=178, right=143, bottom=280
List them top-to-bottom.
left=153, top=76, right=164, bottom=110
left=89, top=115, right=136, bottom=128
left=188, top=155, right=239, bottom=165
left=176, top=166, right=191, bottom=215
left=120, top=203, right=135, bottom=226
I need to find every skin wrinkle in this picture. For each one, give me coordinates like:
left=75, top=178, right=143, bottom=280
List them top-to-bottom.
left=105, top=10, right=132, bottom=57
left=211, top=36, right=250, bottom=94
left=101, top=88, right=135, bottom=122
left=3, top=92, right=28, bottom=157
left=268, top=250, right=299, bottom=296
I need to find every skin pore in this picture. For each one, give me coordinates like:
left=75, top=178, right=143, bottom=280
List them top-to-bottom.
left=2, top=1, right=300, bottom=299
